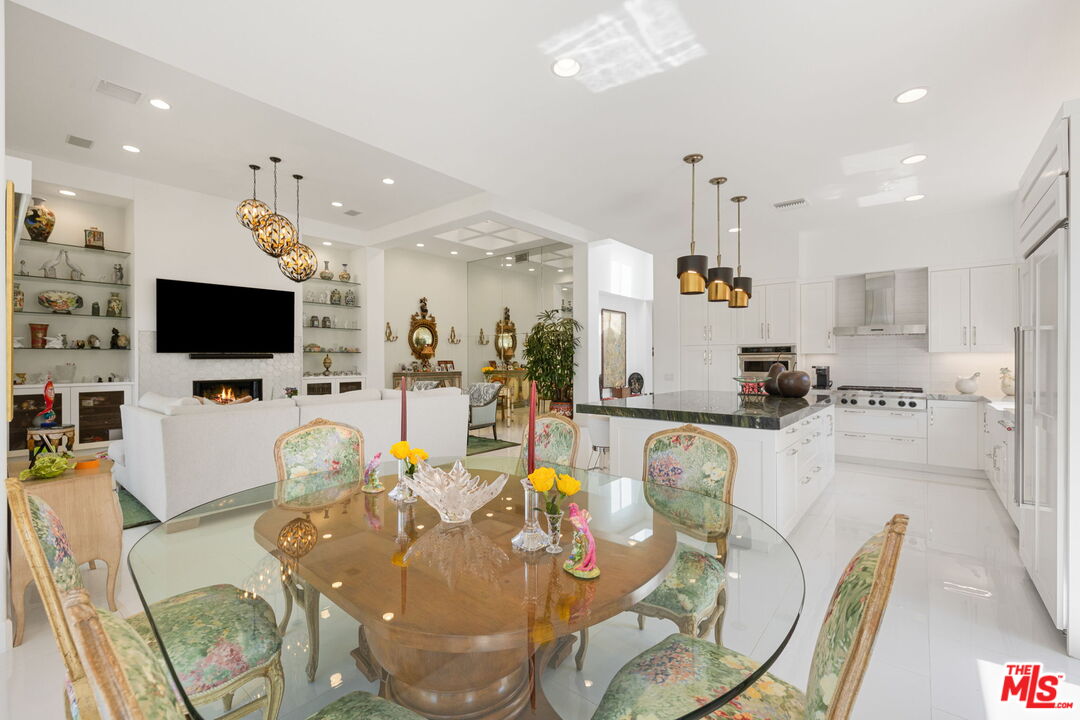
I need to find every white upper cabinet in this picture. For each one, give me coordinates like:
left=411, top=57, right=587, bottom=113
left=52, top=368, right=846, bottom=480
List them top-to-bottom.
left=930, top=265, right=1016, bottom=353
left=799, top=281, right=836, bottom=354
left=764, top=282, right=797, bottom=343
left=736, top=293, right=767, bottom=343
left=679, top=294, right=709, bottom=346
left=708, top=300, right=737, bottom=345
left=679, top=345, right=709, bottom=391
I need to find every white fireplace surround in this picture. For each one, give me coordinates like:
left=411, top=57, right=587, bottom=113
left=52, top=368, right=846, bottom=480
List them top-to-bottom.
left=138, top=331, right=303, bottom=400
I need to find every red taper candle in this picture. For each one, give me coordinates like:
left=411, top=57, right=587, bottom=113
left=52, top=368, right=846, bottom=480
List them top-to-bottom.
left=400, top=376, right=407, bottom=442
left=527, top=380, right=537, bottom=474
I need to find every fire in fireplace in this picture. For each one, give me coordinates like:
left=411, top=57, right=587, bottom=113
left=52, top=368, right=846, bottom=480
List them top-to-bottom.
left=193, top=378, right=263, bottom=404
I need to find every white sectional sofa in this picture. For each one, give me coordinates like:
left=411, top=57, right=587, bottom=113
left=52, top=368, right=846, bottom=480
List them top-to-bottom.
left=117, top=387, right=468, bottom=521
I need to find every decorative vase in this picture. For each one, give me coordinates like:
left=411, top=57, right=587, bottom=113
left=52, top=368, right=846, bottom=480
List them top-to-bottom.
left=24, top=197, right=55, bottom=243
left=319, top=261, right=334, bottom=280
left=338, top=263, right=351, bottom=282
left=13, top=283, right=23, bottom=312
left=329, top=288, right=342, bottom=305
left=344, top=289, right=356, bottom=307
left=105, top=292, right=123, bottom=318
left=91, top=301, right=100, bottom=316
left=29, top=323, right=49, bottom=349
left=322, top=354, right=333, bottom=375
left=1001, top=368, right=1015, bottom=397
left=777, top=370, right=812, bottom=398
left=955, top=372, right=980, bottom=395
left=388, top=459, right=418, bottom=504
left=409, top=460, right=508, bottom=524
left=511, top=479, right=549, bottom=551
left=545, top=510, right=565, bottom=554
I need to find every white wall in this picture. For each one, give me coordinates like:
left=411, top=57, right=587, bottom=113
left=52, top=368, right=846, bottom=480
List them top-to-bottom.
left=466, top=263, right=541, bottom=385
left=598, top=292, right=652, bottom=394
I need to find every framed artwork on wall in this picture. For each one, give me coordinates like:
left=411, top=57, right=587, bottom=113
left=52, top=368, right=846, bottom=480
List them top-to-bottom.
left=84, top=227, right=105, bottom=250
left=600, top=309, right=627, bottom=390
left=437, top=360, right=455, bottom=371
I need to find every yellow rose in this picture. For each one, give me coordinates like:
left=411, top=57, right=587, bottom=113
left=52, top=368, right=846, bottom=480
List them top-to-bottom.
left=390, top=441, right=411, bottom=460
left=408, top=448, right=429, bottom=465
left=528, top=466, right=556, bottom=493
left=556, top=473, right=580, bottom=496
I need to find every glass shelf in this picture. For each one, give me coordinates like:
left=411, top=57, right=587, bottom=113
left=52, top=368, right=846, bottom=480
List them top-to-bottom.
left=17, top=241, right=131, bottom=258
left=15, top=274, right=130, bottom=289
left=304, top=277, right=361, bottom=287
left=302, top=301, right=361, bottom=308
left=14, top=311, right=131, bottom=320
left=304, top=326, right=362, bottom=332
left=14, top=347, right=130, bottom=351
left=303, top=350, right=361, bottom=354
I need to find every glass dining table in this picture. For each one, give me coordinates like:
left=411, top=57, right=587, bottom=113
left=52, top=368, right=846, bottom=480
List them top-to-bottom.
left=127, top=456, right=804, bottom=720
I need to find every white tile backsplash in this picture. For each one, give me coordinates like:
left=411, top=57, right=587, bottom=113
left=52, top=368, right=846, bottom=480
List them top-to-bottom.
left=804, top=335, right=1012, bottom=395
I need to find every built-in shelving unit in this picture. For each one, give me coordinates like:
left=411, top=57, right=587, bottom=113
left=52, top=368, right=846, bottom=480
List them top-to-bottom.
left=301, top=247, right=364, bottom=382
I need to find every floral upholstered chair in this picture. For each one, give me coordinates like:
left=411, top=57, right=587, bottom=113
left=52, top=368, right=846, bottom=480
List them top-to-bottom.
left=468, top=381, right=503, bottom=440
left=520, top=413, right=580, bottom=471
left=274, top=418, right=367, bottom=682
left=631, top=425, right=738, bottom=646
left=5, top=478, right=285, bottom=720
left=592, top=514, right=910, bottom=720
left=62, top=587, right=424, bottom=720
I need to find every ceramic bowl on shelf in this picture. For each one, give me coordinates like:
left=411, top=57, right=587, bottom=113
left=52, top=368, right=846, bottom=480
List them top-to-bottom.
left=37, top=290, right=84, bottom=313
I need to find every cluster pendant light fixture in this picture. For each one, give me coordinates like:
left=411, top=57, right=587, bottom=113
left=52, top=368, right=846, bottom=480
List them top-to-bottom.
left=675, top=154, right=707, bottom=294
left=251, top=157, right=298, bottom=257
left=235, top=164, right=271, bottom=230
left=277, top=174, right=318, bottom=282
left=706, top=177, right=733, bottom=302
left=729, top=195, right=752, bottom=308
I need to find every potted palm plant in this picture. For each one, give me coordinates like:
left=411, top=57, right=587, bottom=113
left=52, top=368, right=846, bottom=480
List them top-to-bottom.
left=523, top=310, right=582, bottom=417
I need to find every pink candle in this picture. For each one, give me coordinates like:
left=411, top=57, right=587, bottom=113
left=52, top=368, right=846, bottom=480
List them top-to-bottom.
left=400, top=376, right=407, bottom=442
left=527, top=380, right=537, bottom=474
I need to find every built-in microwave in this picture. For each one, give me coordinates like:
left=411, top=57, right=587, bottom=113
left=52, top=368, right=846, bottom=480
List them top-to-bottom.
left=737, top=345, right=797, bottom=378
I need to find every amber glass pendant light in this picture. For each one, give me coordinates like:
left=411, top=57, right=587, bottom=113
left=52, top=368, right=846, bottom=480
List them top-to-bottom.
left=675, top=153, right=708, bottom=294
left=253, top=156, right=298, bottom=257
left=236, top=164, right=271, bottom=230
left=278, top=174, right=318, bottom=282
left=706, top=176, right=733, bottom=302
left=729, top=195, right=752, bottom=308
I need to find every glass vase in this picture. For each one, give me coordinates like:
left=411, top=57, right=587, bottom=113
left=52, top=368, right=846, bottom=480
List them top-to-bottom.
left=388, top=459, right=417, bottom=504
left=511, top=478, right=549, bottom=551
left=545, top=510, right=565, bottom=554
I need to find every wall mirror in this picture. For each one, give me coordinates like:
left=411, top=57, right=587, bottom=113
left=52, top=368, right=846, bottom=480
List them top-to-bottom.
left=408, top=296, right=439, bottom=369
left=495, top=306, right=517, bottom=361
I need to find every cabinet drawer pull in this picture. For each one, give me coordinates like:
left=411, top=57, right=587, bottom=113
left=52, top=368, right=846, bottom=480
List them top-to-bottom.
left=843, top=409, right=866, bottom=414
left=889, top=412, right=912, bottom=417
left=801, top=419, right=812, bottom=426
left=785, top=427, right=798, bottom=434
left=813, top=431, right=822, bottom=438
left=842, top=432, right=866, bottom=439
left=801, top=437, right=813, bottom=445
left=889, top=437, right=916, bottom=443
left=787, top=447, right=798, bottom=456
left=813, top=466, right=823, bottom=473
left=800, top=476, right=812, bottom=484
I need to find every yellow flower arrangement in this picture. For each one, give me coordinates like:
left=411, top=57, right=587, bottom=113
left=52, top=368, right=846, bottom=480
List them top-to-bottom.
left=481, top=366, right=496, bottom=374
left=389, top=440, right=428, bottom=476
left=390, top=440, right=411, bottom=460
left=408, top=448, right=429, bottom=465
left=528, top=465, right=580, bottom=515
left=528, top=466, right=556, bottom=493
left=556, top=473, right=580, bottom=496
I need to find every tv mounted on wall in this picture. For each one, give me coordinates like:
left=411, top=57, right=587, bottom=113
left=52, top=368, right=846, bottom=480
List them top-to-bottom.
left=156, top=278, right=294, bottom=355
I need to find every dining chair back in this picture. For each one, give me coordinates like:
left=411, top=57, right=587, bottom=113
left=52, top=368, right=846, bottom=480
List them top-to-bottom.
left=521, top=413, right=580, bottom=469
left=274, top=418, right=365, bottom=510
left=641, top=423, right=737, bottom=502
left=5, top=477, right=100, bottom=720
left=803, top=513, right=909, bottom=720
left=61, top=588, right=188, bottom=720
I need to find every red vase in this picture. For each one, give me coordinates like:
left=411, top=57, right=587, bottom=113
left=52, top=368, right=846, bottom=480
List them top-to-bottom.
left=29, top=323, right=49, bottom=349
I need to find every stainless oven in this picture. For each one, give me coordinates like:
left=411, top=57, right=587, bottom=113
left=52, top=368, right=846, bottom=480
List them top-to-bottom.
left=737, top=345, right=797, bottom=378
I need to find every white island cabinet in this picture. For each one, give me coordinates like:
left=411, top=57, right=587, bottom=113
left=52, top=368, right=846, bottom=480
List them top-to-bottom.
left=927, top=399, right=980, bottom=469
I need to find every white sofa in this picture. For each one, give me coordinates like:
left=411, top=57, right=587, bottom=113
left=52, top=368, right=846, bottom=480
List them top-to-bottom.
left=117, top=387, right=468, bottom=521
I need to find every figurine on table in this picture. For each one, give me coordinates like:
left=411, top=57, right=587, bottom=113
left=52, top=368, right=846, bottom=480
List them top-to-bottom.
left=31, top=378, right=58, bottom=428
left=361, top=452, right=385, bottom=494
left=563, top=502, right=600, bottom=579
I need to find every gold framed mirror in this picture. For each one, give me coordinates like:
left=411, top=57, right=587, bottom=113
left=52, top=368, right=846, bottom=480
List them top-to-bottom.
left=408, top=297, right=439, bottom=369
left=495, top=306, right=516, bottom=362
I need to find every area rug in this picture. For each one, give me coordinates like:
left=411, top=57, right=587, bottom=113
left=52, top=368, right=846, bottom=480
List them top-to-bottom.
left=467, top=435, right=519, bottom=456
left=118, top=486, right=159, bottom=529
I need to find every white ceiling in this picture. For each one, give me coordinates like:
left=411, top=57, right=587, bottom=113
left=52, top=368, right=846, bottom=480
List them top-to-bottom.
left=10, top=0, right=1080, bottom=256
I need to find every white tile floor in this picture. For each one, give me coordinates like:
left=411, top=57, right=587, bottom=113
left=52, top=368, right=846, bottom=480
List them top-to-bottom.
left=3, top=432, right=1077, bottom=719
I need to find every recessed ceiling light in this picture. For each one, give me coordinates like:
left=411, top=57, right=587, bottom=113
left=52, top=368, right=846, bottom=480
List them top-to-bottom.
left=552, top=58, right=581, bottom=78
left=894, top=87, right=928, bottom=104
left=148, top=98, right=171, bottom=110
left=121, top=145, right=141, bottom=153
left=901, top=154, right=927, bottom=165
left=382, top=178, right=395, bottom=185
left=58, top=190, right=76, bottom=197
left=905, top=194, right=925, bottom=202
left=330, top=201, right=343, bottom=207
left=728, top=227, right=739, bottom=233
left=322, top=241, right=333, bottom=246
left=416, top=242, right=425, bottom=247
left=450, top=250, right=459, bottom=255
left=485, top=251, right=494, bottom=256
left=504, top=256, right=512, bottom=260
left=528, top=268, right=536, bottom=272
left=558, top=269, right=564, bottom=273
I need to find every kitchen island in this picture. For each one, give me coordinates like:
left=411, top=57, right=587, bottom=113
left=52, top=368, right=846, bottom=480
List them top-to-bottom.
left=577, top=391, right=835, bottom=534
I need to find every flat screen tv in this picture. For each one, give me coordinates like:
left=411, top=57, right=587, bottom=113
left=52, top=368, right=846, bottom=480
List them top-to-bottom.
left=156, top=278, right=294, bottom=353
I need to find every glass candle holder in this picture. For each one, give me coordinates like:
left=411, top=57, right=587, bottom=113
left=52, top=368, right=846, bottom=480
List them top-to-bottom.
left=388, top=459, right=417, bottom=504
left=511, top=478, right=549, bottom=551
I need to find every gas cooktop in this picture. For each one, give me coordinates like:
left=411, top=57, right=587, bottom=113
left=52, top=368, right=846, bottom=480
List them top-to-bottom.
left=836, top=385, right=924, bottom=393
left=836, top=385, right=926, bottom=409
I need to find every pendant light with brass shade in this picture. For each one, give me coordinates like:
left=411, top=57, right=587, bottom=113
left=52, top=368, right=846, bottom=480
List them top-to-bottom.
left=675, top=153, right=708, bottom=294
left=252, top=156, right=298, bottom=258
left=236, top=164, right=271, bottom=230
left=278, top=174, right=318, bottom=282
left=706, top=176, right=733, bottom=302
left=729, top=195, right=752, bottom=308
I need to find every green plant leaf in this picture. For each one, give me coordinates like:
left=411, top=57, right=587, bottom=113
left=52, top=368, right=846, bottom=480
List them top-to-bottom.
left=522, top=310, right=581, bottom=402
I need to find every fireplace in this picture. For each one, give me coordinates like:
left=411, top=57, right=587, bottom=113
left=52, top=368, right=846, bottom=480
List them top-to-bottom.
left=193, top=378, right=263, bottom=404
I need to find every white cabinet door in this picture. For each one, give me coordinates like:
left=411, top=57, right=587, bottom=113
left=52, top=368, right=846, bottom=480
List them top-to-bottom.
left=970, top=265, right=1017, bottom=352
left=929, top=269, right=971, bottom=352
left=799, top=281, right=835, bottom=353
left=764, top=282, right=796, bottom=342
left=735, top=292, right=766, bottom=344
left=679, top=295, right=709, bottom=346
left=707, top=301, right=737, bottom=345
left=680, top=345, right=709, bottom=392
left=706, top=346, right=737, bottom=392
left=927, top=400, right=979, bottom=469
left=776, top=444, right=800, bottom=534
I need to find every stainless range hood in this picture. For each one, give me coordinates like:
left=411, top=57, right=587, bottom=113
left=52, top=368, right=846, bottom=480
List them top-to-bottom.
left=833, top=271, right=927, bottom=337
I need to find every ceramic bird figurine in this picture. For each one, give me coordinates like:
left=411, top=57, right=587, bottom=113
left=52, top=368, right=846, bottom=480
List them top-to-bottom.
left=39, top=251, right=63, bottom=278
left=63, top=251, right=85, bottom=281
left=361, top=452, right=385, bottom=494
left=563, top=503, right=599, bottom=579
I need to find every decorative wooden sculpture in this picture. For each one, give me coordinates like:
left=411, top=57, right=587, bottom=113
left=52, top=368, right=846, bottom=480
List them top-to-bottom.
left=408, top=297, right=439, bottom=370
left=495, top=306, right=516, bottom=362
left=563, top=502, right=600, bottom=579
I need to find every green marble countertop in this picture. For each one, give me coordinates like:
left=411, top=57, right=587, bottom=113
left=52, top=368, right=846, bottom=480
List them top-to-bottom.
left=576, top=391, right=834, bottom=430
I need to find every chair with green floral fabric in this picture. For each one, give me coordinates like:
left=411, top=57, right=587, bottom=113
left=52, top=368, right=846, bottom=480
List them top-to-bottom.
left=520, top=413, right=580, bottom=471
left=274, top=418, right=367, bottom=683
left=5, top=478, right=285, bottom=720
left=592, top=514, right=909, bottom=720
left=61, top=587, right=424, bottom=720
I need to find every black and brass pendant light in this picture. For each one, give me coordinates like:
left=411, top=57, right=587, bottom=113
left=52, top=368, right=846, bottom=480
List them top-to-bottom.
left=675, top=153, right=708, bottom=294
left=252, top=156, right=298, bottom=258
left=235, top=164, right=271, bottom=230
left=278, top=174, right=318, bottom=282
left=706, top=177, right=733, bottom=302
left=729, top=195, right=752, bottom=308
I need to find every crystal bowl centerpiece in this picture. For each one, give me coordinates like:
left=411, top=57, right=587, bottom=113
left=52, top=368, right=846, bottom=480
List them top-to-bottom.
left=409, top=460, right=508, bottom=524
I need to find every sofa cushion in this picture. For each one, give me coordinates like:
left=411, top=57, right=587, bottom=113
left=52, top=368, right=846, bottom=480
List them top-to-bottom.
left=296, top=388, right=382, bottom=406
left=139, top=392, right=201, bottom=414
left=165, top=398, right=296, bottom=416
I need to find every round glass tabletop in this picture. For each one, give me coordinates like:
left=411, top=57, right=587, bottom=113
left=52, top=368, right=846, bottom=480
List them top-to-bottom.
left=128, top=456, right=804, bottom=720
